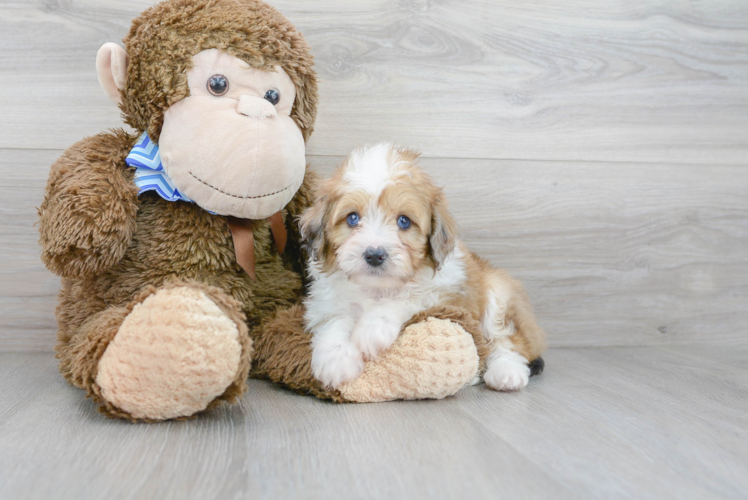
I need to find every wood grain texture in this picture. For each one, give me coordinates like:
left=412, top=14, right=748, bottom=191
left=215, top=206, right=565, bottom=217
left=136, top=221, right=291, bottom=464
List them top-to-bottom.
left=1, top=0, right=747, bottom=163
left=0, top=149, right=60, bottom=351
left=2, top=149, right=747, bottom=351
left=455, top=345, right=748, bottom=499
left=1, top=347, right=746, bottom=500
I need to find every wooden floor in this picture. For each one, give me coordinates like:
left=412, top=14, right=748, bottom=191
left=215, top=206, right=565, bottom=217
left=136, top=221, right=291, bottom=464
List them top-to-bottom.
left=1, top=0, right=747, bottom=499
left=1, top=347, right=746, bottom=500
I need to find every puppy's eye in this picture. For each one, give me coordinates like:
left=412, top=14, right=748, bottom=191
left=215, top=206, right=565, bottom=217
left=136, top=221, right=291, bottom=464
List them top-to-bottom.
left=207, top=74, right=229, bottom=96
left=264, top=89, right=280, bottom=106
left=346, top=212, right=360, bottom=227
left=397, top=215, right=411, bottom=230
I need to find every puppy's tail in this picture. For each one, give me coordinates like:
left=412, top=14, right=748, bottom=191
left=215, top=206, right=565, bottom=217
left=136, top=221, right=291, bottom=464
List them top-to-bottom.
left=528, top=357, right=545, bottom=377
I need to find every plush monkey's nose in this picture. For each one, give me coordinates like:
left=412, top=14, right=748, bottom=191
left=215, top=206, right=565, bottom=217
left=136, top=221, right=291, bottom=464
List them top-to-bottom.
left=237, top=95, right=277, bottom=119
left=363, top=247, right=388, bottom=267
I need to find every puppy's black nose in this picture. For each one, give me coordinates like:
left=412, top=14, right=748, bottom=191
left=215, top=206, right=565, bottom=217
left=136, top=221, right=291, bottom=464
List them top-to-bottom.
left=363, top=247, right=387, bottom=267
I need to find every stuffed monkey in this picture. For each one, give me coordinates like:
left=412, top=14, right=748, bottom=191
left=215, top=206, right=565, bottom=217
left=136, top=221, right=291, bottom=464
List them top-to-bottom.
left=38, top=0, right=487, bottom=421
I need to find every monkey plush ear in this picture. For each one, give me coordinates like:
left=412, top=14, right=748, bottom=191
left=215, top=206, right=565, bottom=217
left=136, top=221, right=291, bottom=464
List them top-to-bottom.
left=96, top=42, right=129, bottom=105
left=429, top=191, right=459, bottom=269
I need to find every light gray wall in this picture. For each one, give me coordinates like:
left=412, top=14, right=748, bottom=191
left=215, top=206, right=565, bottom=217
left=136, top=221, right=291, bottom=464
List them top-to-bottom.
left=1, top=0, right=746, bottom=351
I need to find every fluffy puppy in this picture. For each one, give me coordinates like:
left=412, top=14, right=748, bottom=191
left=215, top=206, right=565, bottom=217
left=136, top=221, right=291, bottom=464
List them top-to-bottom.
left=300, top=144, right=546, bottom=391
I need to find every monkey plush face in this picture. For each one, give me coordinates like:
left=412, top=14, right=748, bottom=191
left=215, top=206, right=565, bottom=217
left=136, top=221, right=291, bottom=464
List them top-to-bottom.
left=95, top=0, right=318, bottom=220
left=158, top=49, right=306, bottom=219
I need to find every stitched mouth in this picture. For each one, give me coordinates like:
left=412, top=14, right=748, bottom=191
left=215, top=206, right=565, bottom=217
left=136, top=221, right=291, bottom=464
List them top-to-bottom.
left=188, top=171, right=292, bottom=200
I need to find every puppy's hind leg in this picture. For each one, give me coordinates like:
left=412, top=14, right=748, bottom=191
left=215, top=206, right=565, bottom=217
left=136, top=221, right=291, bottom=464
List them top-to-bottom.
left=480, top=275, right=545, bottom=392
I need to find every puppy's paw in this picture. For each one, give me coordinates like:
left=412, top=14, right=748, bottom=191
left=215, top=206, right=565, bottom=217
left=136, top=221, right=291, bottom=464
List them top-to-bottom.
left=352, top=316, right=402, bottom=360
left=312, top=343, right=365, bottom=389
left=484, top=357, right=530, bottom=392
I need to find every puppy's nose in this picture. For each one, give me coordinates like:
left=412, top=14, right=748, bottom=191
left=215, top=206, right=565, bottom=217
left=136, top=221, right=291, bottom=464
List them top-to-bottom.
left=237, top=95, right=277, bottom=119
left=363, top=247, right=388, bottom=267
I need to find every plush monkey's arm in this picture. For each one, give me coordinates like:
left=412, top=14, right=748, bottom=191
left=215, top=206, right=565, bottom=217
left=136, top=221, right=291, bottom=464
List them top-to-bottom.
left=39, top=130, right=140, bottom=279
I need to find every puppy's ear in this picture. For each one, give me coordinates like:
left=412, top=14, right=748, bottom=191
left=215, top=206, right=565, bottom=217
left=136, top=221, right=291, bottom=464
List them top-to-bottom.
left=429, top=190, right=458, bottom=269
left=298, top=200, right=326, bottom=261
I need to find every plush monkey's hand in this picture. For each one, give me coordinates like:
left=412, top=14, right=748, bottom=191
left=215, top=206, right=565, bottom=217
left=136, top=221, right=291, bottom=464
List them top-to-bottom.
left=39, top=131, right=139, bottom=279
left=337, top=307, right=486, bottom=402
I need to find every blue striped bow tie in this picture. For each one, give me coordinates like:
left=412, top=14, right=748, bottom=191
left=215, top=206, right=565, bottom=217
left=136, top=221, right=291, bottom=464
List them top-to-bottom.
left=126, top=132, right=194, bottom=203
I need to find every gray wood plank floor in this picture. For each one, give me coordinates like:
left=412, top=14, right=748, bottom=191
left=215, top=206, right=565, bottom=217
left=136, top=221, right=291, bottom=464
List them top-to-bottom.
left=1, top=347, right=746, bottom=500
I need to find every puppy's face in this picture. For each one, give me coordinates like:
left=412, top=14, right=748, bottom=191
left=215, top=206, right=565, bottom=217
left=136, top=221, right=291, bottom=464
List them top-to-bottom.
left=300, top=144, right=457, bottom=287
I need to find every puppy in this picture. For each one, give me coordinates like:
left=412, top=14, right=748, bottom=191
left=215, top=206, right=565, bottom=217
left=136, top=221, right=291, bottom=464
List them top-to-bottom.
left=300, top=144, right=546, bottom=391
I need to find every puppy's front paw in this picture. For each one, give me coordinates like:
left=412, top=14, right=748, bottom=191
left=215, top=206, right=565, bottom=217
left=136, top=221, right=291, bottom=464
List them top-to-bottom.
left=352, top=316, right=402, bottom=360
left=312, top=343, right=365, bottom=389
left=484, top=358, right=530, bottom=392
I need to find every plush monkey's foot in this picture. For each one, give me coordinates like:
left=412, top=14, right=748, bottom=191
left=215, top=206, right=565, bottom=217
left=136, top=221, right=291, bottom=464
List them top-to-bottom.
left=96, top=285, right=247, bottom=420
left=338, top=318, right=479, bottom=402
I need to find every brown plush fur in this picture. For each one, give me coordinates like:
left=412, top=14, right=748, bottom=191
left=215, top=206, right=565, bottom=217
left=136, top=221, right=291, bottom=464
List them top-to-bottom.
left=35, top=0, right=325, bottom=419
left=121, top=0, right=317, bottom=143
left=38, top=130, right=139, bottom=279
left=41, top=130, right=313, bottom=420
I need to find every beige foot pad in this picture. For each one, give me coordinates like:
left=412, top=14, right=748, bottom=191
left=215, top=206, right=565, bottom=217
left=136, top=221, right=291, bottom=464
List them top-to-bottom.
left=96, top=286, right=242, bottom=420
left=338, top=318, right=479, bottom=402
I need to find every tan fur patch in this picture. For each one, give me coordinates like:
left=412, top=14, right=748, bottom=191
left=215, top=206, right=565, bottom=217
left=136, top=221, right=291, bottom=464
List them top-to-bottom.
left=444, top=247, right=547, bottom=363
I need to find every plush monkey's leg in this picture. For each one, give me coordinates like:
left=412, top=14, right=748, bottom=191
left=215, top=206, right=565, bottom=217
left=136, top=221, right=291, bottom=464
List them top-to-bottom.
left=58, top=281, right=252, bottom=421
left=250, top=305, right=490, bottom=402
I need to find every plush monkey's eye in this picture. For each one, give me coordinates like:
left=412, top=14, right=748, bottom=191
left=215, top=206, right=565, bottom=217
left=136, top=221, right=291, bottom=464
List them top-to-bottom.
left=207, top=74, right=229, bottom=96
left=264, top=89, right=280, bottom=106
left=346, top=212, right=360, bottom=227
left=397, top=215, right=411, bottom=230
